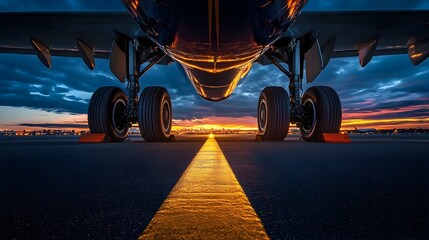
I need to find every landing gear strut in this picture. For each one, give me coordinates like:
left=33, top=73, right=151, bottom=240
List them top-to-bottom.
left=88, top=38, right=171, bottom=142
left=260, top=38, right=342, bottom=141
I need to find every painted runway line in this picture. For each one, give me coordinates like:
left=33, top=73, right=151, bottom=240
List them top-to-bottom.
left=140, top=135, right=269, bottom=239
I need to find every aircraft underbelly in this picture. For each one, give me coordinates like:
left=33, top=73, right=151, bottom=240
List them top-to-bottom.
left=123, top=0, right=307, bottom=101
left=165, top=6, right=264, bottom=101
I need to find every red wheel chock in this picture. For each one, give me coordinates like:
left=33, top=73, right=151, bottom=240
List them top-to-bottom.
left=79, top=133, right=108, bottom=143
left=322, top=133, right=352, bottom=143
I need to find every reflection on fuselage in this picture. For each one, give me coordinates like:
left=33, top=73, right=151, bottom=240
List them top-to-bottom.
left=123, top=0, right=307, bottom=101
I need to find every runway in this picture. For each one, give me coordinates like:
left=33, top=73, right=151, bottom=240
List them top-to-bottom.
left=1, top=134, right=428, bottom=239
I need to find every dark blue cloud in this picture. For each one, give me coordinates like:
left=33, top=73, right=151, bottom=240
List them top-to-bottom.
left=0, top=0, right=429, bottom=125
left=0, top=0, right=124, bottom=11
left=1, top=0, right=428, bottom=11
left=305, top=0, right=429, bottom=10
left=305, top=56, right=429, bottom=120
left=19, top=123, right=88, bottom=128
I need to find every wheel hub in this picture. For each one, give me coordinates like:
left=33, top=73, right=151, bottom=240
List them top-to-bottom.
left=301, top=98, right=316, bottom=134
left=112, top=99, right=128, bottom=135
left=162, top=99, right=171, bottom=133
left=258, top=99, right=267, bottom=132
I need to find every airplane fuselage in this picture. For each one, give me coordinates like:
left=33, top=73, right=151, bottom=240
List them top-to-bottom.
left=122, top=0, right=307, bottom=101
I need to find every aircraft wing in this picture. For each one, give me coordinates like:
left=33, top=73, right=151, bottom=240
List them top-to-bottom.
left=2, top=11, right=428, bottom=69
left=289, top=11, right=429, bottom=66
left=0, top=12, right=137, bottom=60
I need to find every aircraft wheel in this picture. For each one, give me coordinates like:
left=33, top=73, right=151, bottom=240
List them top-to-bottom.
left=88, top=86, right=129, bottom=142
left=300, top=86, right=342, bottom=142
left=138, top=87, right=172, bottom=142
left=257, top=87, right=290, bottom=141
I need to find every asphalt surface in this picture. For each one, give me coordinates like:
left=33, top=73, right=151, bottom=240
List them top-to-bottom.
left=1, top=134, right=428, bottom=239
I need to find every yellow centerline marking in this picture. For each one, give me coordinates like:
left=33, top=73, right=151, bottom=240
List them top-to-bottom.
left=139, top=135, right=269, bottom=239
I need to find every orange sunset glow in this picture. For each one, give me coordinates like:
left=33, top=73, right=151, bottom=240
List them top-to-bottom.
left=171, top=115, right=429, bottom=131
left=2, top=116, right=429, bottom=132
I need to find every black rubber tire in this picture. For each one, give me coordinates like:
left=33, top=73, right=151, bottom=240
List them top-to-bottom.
left=88, top=86, right=129, bottom=142
left=300, top=86, right=342, bottom=142
left=138, top=87, right=172, bottom=142
left=257, top=87, right=290, bottom=141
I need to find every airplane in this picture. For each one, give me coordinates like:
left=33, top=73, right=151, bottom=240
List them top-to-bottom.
left=0, top=0, right=428, bottom=142
left=353, top=127, right=377, bottom=134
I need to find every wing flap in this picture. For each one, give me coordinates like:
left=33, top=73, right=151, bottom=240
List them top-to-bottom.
left=290, top=11, right=429, bottom=60
left=0, top=12, right=137, bottom=60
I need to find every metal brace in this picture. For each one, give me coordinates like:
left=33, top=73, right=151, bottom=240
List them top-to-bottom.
left=289, top=38, right=303, bottom=124
left=126, top=39, right=140, bottom=123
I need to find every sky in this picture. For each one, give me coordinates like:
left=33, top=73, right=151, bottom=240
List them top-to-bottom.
left=1, top=0, right=429, bottom=130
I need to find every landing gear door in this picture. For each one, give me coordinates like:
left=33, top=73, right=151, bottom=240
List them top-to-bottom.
left=305, top=39, right=323, bottom=84
left=110, top=40, right=126, bottom=83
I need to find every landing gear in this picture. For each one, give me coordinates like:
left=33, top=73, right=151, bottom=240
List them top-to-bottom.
left=87, top=37, right=170, bottom=142
left=262, top=38, right=342, bottom=142
left=300, top=86, right=342, bottom=141
left=88, top=87, right=129, bottom=142
left=138, top=87, right=172, bottom=142
left=257, top=87, right=290, bottom=140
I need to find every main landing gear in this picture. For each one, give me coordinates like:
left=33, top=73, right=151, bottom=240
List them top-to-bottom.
left=88, top=38, right=171, bottom=142
left=258, top=39, right=342, bottom=142
left=257, top=87, right=290, bottom=140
